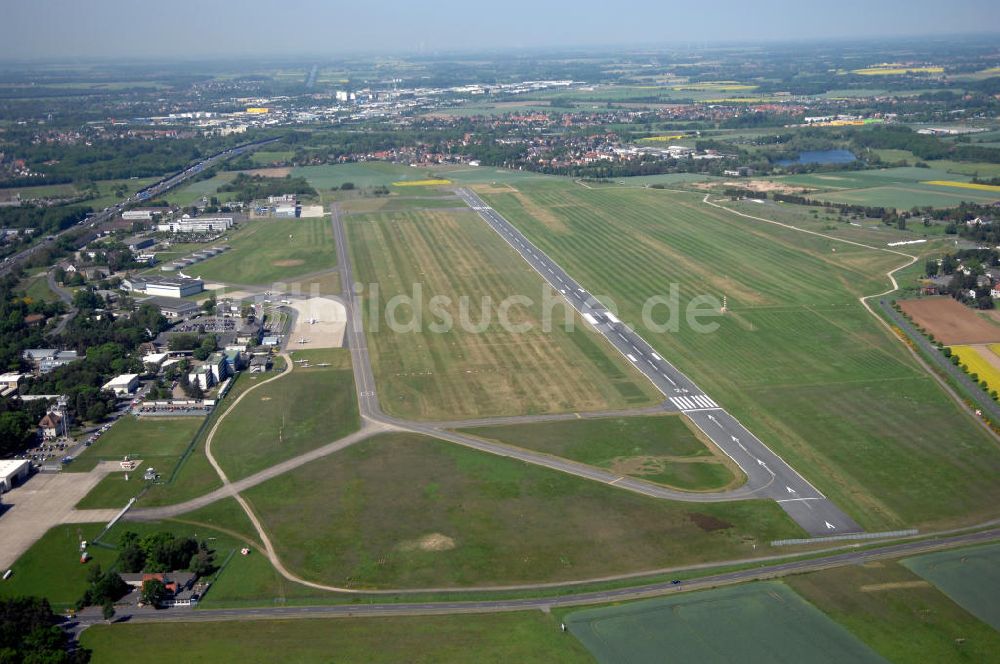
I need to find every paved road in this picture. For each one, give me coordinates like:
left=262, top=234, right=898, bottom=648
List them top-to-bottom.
left=0, top=138, right=278, bottom=279
left=454, top=187, right=860, bottom=536
left=131, top=200, right=864, bottom=529
left=46, top=269, right=76, bottom=336
left=882, top=299, right=1000, bottom=423
left=71, top=527, right=1000, bottom=627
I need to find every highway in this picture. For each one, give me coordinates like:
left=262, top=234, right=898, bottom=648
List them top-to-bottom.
left=0, top=137, right=279, bottom=278
left=455, top=187, right=861, bottom=537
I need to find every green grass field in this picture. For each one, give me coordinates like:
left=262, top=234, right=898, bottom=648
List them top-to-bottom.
left=250, top=150, right=294, bottom=166
left=294, top=163, right=438, bottom=190
left=164, top=172, right=237, bottom=207
left=483, top=181, right=1000, bottom=531
left=347, top=206, right=660, bottom=419
left=191, top=217, right=335, bottom=285
left=17, top=271, right=58, bottom=303
left=212, top=349, right=358, bottom=481
left=139, top=373, right=273, bottom=508
left=460, top=415, right=741, bottom=492
left=68, top=416, right=203, bottom=472
left=71, top=417, right=206, bottom=508
left=241, top=432, right=801, bottom=589
left=0, top=524, right=116, bottom=609
left=903, top=542, right=1000, bottom=631
left=789, top=557, right=1000, bottom=663
left=566, top=581, right=885, bottom=664
left=82, top=612, right=591, bottom=664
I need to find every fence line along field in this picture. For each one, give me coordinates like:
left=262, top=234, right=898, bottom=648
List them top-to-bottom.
left=481, top=180, right=1000, bottom=532
left=347, top=206, right=661, bottom=420
left=898, top=297, right=1000, bottom=345
left=240, top=433, right=801, bottom=589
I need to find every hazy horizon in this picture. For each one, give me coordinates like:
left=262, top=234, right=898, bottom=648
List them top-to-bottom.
left=2, top=0, right=999, bottom=61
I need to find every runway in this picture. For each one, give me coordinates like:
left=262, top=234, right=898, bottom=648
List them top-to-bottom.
left=455, top=187, right=861, bottom=537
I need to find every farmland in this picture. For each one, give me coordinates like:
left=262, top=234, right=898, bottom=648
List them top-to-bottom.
left=772, top=166, right=1000, bottom=208
left=482, top=180, right=1000, bottom=530
left=346, top=206, right=660, bottom=419
left=191, top=217, right=335, bottom=285
left=898, top=297, right=1000, bottom=345
left=948, top=345, right=1000, bottom=392
left=212, top=349, right=358, bottom=481
left=460, top=415, right=742, bottom=492
left=240, top=432, right=801, bottom=588
left=903, top=542, right=1000, bottom=631
left=790, top=556, right=1000, bottom=663
left=565, top=582, right=885, bottom=664
left=82, top=612, right=591, bottom=664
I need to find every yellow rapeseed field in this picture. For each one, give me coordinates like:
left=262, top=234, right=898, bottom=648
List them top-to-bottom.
left=852, top=66, right=943, bottom=76
left=639, top=134, right=687, bottom=143
left=392, top=179, right=452, bottom=187
left=923, top=180, right=1000, bottom=193
left=950, top=345, right=1000, bottom=390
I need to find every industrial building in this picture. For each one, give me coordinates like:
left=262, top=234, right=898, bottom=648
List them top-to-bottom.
left=157, top=215, right=234, bottom=234
left=143, top=277, right=204, bottom=298
left=143, top=296, right=200, bottom=319
left=102, top=373, right=140, bottom=397
left=0, top=459, right=30, bottom=493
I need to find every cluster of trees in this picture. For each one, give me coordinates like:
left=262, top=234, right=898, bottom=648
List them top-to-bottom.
left=851, top=125, right=1000, bottom=165
left=216, top=173, right=316, bottom=202
left=0, top=205, right=92, bottom=235
left=925, top=249, right=1000, bottom=310
left=0, top=275, right=62, bottom=370
left=23, top=302, right=169, bottom=424
left=0, top=398, right=52, bottom=457
left=117, top=531, right=214, bottom=577
left=76, top=564, right=129, bottom=615
left=0, top=597, right=89, bottom=663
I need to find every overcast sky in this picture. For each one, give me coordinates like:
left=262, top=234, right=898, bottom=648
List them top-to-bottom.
left=2, top=0, right=998, bottom=60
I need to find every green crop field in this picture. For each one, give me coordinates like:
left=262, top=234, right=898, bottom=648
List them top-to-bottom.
left=482, top=181, right=1000, bottom=531
left=347, top=206, right=660, bottom=419
left=191, top=217, right=334, bottom=285
left=212, top=349, right=358, bottom=481
left=460, top=415, right=741, bottom=492
left=240, top=432, right=801, bottom=589
left=0, top=524, right=116, bottom=609
left=903, top=542, right=1000, bottom=630
left=789, top=558, right=1000, bottom=663
left=566, top=581, right=886, bottom=664
left=82, top=612, right=591, bottom=664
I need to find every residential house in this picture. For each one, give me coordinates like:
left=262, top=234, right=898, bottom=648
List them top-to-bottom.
left=38, top=411, right=69, bottom=439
